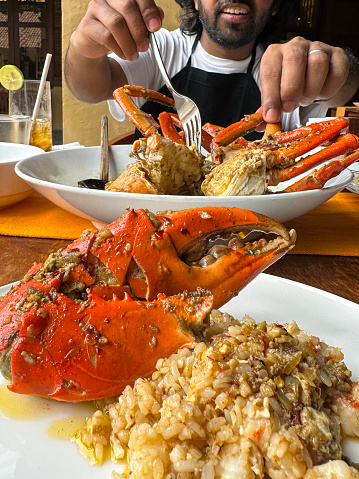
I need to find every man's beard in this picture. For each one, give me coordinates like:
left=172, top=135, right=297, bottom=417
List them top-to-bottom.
left=197, top=0, right=276, bottom=49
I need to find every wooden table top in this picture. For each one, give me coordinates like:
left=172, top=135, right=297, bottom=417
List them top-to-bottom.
left=1, top=235, right=358, bottom=305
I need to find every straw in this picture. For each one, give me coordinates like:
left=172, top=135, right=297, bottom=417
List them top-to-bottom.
left=31, top=53, right=52, bottom=122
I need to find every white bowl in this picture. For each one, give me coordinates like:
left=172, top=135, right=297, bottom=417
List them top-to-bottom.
left=0, top=142, right=44, bottom=208
left=15, top=145, right=353, bottom=228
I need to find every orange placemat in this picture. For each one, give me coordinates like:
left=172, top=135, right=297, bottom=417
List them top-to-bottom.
left=0, top=191, right=358, bottom=255
left=286, top=191, right=359, bottom=255
left=0, top=192, right=96, bottom=239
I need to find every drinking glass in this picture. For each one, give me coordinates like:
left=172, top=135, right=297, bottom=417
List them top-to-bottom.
left=9, top=80, right=52, bottom=151
left=0, top=114, right=31, bottom=144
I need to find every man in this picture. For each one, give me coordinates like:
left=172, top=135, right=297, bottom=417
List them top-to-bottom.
left=64, top=0, right=359, bottom=132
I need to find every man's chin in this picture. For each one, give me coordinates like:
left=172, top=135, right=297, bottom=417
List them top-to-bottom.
left=205, top=22, right=256, bottom=49
left=209, top=34, right=255, bottom=49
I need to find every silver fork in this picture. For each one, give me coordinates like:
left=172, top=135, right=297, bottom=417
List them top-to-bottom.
left=149, top=32, right=202, bottom=152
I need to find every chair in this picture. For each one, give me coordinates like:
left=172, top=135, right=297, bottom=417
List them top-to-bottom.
left=335, top=106, right=359, bottom=117
left=333, top=107, right=359, bottom=136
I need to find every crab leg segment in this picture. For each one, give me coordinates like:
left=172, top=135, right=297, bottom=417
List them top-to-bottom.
left=113, top=85, right=175, bottom=137
left=158, top=111, right=186, bottom=145
left=214, top=112, right=263, bottom=147
left=274, top=117, right=348, bottom=144
left=203, top=123, right=248, bottom=147
left=267, top=133, right=359, bottom=186
left=283, top=148, right=359, bottom=192
left=9, top=290, right=213, bottom=401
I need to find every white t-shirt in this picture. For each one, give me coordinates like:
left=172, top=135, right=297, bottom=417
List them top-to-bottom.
left=108, top=28, right=328, bottom=131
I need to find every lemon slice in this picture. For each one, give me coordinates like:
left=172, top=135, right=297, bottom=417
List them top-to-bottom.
left=0, top=65, right=24, bottom=90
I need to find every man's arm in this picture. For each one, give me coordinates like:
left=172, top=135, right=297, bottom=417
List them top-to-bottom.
left=64, top=0, right=164, bottom=103
left=64, top=47, right=126, bottom=103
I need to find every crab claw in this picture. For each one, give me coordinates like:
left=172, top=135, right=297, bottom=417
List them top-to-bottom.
left=0, top=207, right=295, bottom=401
left=94, top=207, right=296, bottom=309
left=7, top=290, right=213, bottom=401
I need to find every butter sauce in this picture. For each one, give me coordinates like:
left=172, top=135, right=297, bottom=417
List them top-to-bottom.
left=0, top=380, right=96, bottom=442
left=0, top=381, right=52, bottom=420
left=46, top=416, right=88, bottom=440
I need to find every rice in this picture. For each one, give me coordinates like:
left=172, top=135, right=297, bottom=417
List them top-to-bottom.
left=73, top=311, right=359, bottom=478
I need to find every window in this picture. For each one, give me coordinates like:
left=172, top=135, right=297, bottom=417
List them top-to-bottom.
left=0, top=0, right=61, bottom=85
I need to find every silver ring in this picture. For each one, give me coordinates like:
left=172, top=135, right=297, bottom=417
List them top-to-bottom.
left=308, top=48, right=330, bottom=57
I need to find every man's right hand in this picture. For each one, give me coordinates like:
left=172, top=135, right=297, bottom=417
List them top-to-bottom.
left=70, top=0, right=164, bottom=61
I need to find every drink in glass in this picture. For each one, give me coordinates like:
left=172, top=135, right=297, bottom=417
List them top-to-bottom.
left=9, top=80, right=52, bottom=151
left=0, top=114, right=31, bottom=144
left=30, top=118, right=52, bottom=152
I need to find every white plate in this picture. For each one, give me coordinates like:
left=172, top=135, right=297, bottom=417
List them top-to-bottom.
left=353, top=102, right=359, bottom=107
left=15, top=145, right=353, bottom=229
left=346, top=161, right=359, bottom=194
left=1, top=274, right=359, bottom=477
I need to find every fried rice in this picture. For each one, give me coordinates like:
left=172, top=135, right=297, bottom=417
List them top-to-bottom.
left=73, top=311, right=359, bottom=478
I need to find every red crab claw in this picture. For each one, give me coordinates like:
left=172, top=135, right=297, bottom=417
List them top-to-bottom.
left=0, top=207, right=296, bottom=402
left=92, top=207, right=296, bottom=309
left=8, top=290, right=213, bottom=401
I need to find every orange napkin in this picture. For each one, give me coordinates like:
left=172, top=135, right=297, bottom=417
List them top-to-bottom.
left=0, top=191, right=358, bottom=255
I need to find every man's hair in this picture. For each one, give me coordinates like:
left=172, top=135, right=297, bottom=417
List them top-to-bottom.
left=174, top=0, right=301, bottom=47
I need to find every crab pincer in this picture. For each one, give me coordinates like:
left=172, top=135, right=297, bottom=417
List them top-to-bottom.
left=0, top=207, right=296, bottom=401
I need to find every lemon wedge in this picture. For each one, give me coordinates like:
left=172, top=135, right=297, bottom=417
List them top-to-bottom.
left=0, top=65, right=24, bottom=90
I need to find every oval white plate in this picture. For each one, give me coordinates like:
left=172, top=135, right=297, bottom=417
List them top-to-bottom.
left=15, top=145, right=353, bottom=228
left=1, top=274, right=358, bottom=478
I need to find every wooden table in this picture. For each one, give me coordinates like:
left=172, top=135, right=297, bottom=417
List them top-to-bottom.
left=1, top=235, right=358, bottom=305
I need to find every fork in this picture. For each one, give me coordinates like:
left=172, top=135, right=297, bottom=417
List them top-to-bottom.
left=149, top=32, right=202, bottom=152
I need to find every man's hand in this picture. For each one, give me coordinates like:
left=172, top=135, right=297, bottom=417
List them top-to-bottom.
left=70, top=0, right=164, bottom=61
left=260, top=37, right=351, bottom=123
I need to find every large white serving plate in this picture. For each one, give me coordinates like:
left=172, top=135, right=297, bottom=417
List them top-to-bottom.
left=15, top=145, right=353, bottom=228
left=0, top=274, right=358, bottom=478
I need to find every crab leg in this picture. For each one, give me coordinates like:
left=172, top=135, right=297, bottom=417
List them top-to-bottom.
left=113, top=85, right=175, bottom=136
left=158, top=111, right=186, bottom=145
left=214, top=111, right=263, bottom=147
left=266, top=117, right=350, bottom=168
left=274, top=117, right=348, bottom=144
left=268, top=133, right=359, bottom=186
left=283, top=147, right=359, bottom=192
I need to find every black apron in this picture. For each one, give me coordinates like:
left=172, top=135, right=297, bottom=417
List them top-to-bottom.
left=136, top=36, right=262, bottom=140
